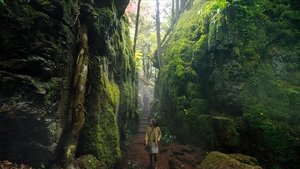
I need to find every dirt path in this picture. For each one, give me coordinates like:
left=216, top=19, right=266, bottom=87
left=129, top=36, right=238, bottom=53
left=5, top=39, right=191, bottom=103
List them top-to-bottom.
left=121, top=111, right=204, bottom=169
left=121, top=112, right=169, bottom=169
left=121, top=133, right=169, bottom=169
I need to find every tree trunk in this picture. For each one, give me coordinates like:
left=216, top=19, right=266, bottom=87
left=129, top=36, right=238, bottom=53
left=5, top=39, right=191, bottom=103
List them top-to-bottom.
left=133, top=0, right=142, bottom=54
left=155, top=0, right=161, bottom=68
left=160, top=0, right=193, bottom=56
left=160, top=0, right=182, bottom=56
left=172, top=0, right=175, bottom=21
left=176, top=0, right=179, bottom=15
left=180, top=0, right=187, bottom=12
left=50, top=21, right=89, bottom=168
left=67, top=21, right=89, bottom=165
left=142, top=52, right=146, bottom=76
left=146, top=59, right=150, bottom=79
left=149, top=61, right=154, bottom=80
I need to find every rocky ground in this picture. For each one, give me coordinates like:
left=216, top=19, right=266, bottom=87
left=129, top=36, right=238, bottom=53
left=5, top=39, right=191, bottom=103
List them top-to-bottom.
left=120, top=112, right=263, bottom=169
left=121, top=112, right=206, bottom=169
left=121, top=133, right=263, bottom=169
left=1, top=134, right=262, bottom=169
left=121, top=134, right=205, bottom=169
left=0, top=161, right=32, bottom=169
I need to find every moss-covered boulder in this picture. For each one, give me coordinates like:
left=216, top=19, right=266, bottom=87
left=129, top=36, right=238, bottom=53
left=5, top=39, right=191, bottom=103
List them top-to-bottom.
left=211, top=116, right=239, bottom=151
left=198, top=151, right=262, bottom=169
left=77, top=154, right=101, bottom=169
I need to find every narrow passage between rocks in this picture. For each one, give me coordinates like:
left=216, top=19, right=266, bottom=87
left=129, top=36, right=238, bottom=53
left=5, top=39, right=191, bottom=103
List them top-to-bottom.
left=121, top=112, right=204, bottom=169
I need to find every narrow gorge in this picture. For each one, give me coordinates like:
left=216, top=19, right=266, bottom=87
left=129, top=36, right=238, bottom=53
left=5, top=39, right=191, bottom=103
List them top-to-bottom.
left=0, top=0, right=299, bottom=169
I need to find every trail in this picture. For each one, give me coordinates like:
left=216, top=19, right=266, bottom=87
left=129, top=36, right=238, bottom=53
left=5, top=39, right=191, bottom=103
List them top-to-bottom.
left=121, top=112, right=203, bottom=169
left=121, top=113, right=169, bottom=169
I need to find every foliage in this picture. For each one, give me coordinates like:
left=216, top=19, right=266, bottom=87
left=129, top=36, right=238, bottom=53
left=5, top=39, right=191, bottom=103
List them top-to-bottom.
left=127, top=0, right=161, bottom=80
left=134, top=49, right=143, bottom=71
left=160, top=127, right=176, bottom=145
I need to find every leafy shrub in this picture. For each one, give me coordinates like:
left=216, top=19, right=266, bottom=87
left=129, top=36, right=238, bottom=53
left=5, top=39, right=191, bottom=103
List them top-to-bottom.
left=161, top=127, right=176, bottom=145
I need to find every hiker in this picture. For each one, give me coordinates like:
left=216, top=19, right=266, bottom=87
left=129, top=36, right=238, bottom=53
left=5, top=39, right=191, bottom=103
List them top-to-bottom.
left=145, top=119, right=162, bottom=169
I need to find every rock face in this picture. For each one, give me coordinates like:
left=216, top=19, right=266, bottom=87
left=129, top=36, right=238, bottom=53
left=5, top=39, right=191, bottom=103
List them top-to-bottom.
left=0, top=0, right=137, bottom=168
left=154, top=0, right=300, bottom=168
left=0, top=1, right=76, bottom=166
left=75, top=2, right=137, bottom=168
left=178, top=115, right=239, bottom=151
left=168, top=145, right=204, bottom=169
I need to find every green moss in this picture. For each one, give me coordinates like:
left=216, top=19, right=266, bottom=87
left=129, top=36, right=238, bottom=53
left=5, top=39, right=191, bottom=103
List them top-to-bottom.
left=155, top=0, right=300, bottom=167
left=156, top=0, right=234, bottom=143
left=77, top=4, right=138, bottom=168
left=77, top=6, right=137, bottom=168
left=95, top=7, right=114, bottom=26
left=281, top=10, right=300, bottom=22
left=193, top=35, right=207, bottom=53
left=243, top=48, right=257, bottom=58
left=89, top=63, right=122, bottom=166
left=241, top=64, right=298, bottom=121
left=79, top=65, right=121, bottom=168
left=106, top=78, right=120, bottom=109
left=186, top=82, right=202, bottom=98
left=188, top=98, right=209, bottom=114
left=239, top=111, right=300, bottom=167
left=177, top=113, right=213, bottom=146
left=212, top=116, right=240, bottom=149
left=200, top=151, right=262, bottom=168
left=228, top=154, right=259, bottom=166
left=77, top=155, right=101, bottom=169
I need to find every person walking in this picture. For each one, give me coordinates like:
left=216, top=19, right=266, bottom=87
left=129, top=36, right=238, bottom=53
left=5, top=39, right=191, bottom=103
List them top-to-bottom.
left=145, top=119, right=162, bottom=169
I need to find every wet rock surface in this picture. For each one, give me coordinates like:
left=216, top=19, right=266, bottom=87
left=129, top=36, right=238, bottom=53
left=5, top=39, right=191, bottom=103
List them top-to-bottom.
left=0, top=1, right=75, bottom=166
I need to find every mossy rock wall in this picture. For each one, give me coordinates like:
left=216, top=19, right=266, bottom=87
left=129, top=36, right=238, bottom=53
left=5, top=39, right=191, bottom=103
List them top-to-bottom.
left=0, top=0, right=136, bottom=168
left=0, top=0, right=76, bottom=166
left=155, top=0, right=300, bottom=168
left=76, top=2, right=137, bottom=168
left=178, top=115, right=239, bottom=151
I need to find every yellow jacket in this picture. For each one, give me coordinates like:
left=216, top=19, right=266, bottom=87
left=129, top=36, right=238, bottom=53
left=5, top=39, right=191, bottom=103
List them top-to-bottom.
left=145, top=126, right=162, bottom=146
